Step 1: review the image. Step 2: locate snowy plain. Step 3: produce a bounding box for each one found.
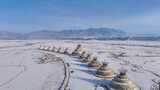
[0,40,160,90]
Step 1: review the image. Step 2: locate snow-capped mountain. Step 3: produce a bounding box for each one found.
[26,28,126,39]
[0,28,126,40]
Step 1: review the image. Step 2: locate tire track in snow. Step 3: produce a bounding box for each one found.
[39,51,70,90]
[0,65,27,87]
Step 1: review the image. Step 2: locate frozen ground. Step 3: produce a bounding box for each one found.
[0,41,65,90]
[0,40,160,90]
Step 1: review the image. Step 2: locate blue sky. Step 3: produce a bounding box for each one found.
[0,0,160,34]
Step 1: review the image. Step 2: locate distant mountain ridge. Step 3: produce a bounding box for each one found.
[0,28,126,40]
[0,31,24,40]
[1,28,159,41]
[26,28,126,39]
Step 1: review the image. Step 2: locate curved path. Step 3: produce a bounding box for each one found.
[0,43,65,90]
[44,51,105,90]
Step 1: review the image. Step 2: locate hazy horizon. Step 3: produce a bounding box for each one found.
[0,0,160,35]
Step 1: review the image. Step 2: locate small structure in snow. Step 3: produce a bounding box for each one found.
[88,57,102,68]
[39,45,44,50]
[51,46,56,52]
[79,51,86,59]
[57,47,62,53]
[82,53,92,63]
[48,46,55,51]
[106,69,140,90]
[63,48,69,54]
[72,44,82,55]
[44,46,49,51]
[96,62,115,79]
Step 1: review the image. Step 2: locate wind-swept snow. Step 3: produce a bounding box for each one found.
[0,40,160,90]
[0,41,65,90]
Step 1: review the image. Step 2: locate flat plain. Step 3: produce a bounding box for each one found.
[0,40,160,90]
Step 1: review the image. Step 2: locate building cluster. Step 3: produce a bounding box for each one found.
[39,44,141,90]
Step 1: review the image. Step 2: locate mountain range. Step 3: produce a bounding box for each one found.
[0,28,159,41]
[0,28,126,40]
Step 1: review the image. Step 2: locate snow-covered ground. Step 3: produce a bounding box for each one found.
[0,41,65,90]
[0,40,160,90]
